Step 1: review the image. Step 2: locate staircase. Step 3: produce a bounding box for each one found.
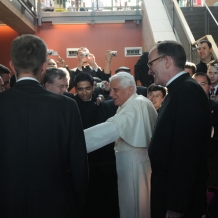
[181,6,218,45]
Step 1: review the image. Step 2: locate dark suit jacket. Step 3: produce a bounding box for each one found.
[74,93,99,130]
[0,80,88,218]
[96,99,118,123]
[148,73,211,217]
[208,99,218,172]
[196,59,213,74]
[215,88,218,96]
[207,100,218,217]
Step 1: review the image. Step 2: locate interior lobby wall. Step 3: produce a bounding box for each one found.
[36,21,142,75]
[0,22,142,76]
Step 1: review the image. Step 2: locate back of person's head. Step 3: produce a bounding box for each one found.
[43,67,69,85]
[110,71,136,93]
[185,62,197,75]
[207,59,218,68]
[0,64,11,76]
[115,66,131,74]
[147,83,167,97]
[192,72,211,85]
[74,72,94,87]
[197,40,212,49]
[11,34,47,77]
[156,40,186,70]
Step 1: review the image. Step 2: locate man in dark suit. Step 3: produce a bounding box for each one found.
[148,41,211,218]
[0,35,88,218]
[193,72,218,218]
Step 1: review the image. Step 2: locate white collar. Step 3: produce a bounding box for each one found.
[17,77,39,83]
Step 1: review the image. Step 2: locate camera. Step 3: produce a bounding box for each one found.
[96,82,105,89]
[47,49,58,56]
[110,51,117,57]
[83,52,89,58]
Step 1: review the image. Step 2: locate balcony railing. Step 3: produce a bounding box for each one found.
[39,0,141,12]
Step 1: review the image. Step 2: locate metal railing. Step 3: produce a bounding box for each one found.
[39,0,141,12]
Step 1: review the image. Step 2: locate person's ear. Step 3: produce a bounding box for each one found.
[9,61,15,73]
[44,82,50,90]
[129,86,134,94]
[41,62,47,73]
[165,56,171,69]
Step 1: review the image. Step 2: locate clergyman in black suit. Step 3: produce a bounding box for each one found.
[192,72,218,218]
[148,41,211,218]
[0,35,88,218]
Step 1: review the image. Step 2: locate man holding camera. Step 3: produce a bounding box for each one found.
[69,47,114,90]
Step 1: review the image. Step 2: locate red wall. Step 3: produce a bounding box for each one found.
[0,26,19,69]
[0,22,142,75]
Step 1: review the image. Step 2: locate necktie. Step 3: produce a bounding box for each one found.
[211,87,215,94]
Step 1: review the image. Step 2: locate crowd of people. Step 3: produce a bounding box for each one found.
[0,35,218,218]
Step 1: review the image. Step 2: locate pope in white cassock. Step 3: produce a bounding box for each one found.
[84,72,157,218]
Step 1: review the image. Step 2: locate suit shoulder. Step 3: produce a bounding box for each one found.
[43,91,78,106]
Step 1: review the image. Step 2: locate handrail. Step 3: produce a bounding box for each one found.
[18,0,37,19]
[203,0,218,27]
[172,0,195,44]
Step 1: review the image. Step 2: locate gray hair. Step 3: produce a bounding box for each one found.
[43,67,70,85]
[110,72,136,93]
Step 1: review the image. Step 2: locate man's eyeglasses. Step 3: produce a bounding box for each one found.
[50,83,69,90]
[147,55,165,68]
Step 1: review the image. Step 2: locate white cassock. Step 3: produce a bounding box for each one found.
[84,93,157,218]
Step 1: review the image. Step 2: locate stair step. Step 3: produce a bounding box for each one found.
[181,6,218,44]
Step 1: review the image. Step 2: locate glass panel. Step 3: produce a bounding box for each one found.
[39,0,141,12]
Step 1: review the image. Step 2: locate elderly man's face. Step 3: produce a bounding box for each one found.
[109,79,133,106]
[45,77,69,95]
[148,49,167,86]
